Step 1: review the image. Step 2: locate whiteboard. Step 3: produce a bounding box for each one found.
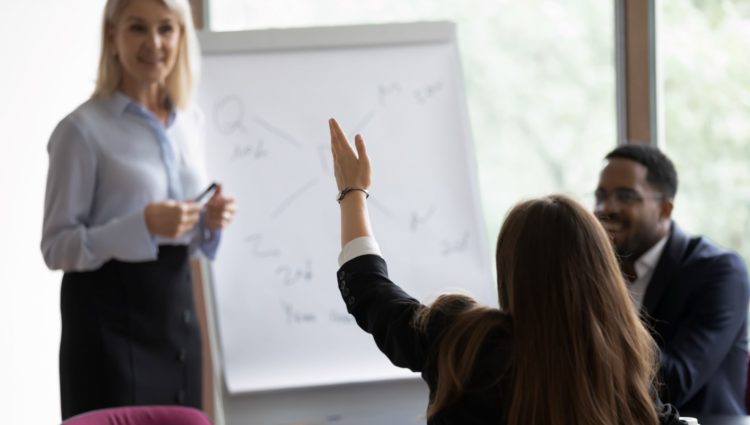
[198,22,495,394]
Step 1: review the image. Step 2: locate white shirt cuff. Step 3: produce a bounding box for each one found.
[338,236,382,267]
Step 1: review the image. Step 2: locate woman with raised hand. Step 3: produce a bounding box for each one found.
[41,0,235,419]
[328,117,682,425]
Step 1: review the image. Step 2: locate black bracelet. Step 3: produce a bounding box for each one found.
[337,187,370,204]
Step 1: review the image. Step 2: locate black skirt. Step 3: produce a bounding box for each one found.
[59,245,202,419]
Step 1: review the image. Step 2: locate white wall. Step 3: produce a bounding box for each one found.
[0,1,102,421]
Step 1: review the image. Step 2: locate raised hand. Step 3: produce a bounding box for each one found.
[329,118,374,246]
[329,118,371,192]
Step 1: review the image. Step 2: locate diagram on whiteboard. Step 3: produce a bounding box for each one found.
[198,40,494,393]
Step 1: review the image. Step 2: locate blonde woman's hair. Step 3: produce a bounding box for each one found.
[418,195,661,425]
[93,0,201,109]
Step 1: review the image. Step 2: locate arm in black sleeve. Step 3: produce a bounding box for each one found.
[337,254,433,372]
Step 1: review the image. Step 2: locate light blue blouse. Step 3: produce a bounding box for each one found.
[41,92,220,272]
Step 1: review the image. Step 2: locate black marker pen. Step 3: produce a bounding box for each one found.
[194,182,218,203]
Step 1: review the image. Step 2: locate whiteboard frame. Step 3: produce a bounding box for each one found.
[199,21,456,53]
[197,20,492,423]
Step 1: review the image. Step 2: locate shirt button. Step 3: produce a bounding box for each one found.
[183,310,192,325]
[178,348,187,363]
[347,296,356,306]
[341,287,350,296]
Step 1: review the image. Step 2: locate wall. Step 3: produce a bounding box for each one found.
[0,0,101,421]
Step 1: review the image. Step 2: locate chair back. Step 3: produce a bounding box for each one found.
[61,406,212,425]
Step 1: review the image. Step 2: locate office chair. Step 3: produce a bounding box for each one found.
[61,406,212,425]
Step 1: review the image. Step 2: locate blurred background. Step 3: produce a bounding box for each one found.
[0,0,747,422]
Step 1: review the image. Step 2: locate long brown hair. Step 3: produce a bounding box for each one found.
[421,195,660,425]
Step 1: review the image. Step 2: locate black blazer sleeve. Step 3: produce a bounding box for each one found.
[337,254,432,372]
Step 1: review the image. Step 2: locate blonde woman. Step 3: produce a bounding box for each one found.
[41,0,235,418]
[329,118,682,424]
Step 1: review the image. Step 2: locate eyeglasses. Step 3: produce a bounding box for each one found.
[594,188,664,206]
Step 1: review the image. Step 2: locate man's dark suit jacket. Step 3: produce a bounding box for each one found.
[642,222,750,415]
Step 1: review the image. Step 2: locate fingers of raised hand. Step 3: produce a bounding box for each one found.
[353,140,371,188]
[329,118,355,157]
[329,120,338,159]
[329,118,373,189]
[354,134,369,164]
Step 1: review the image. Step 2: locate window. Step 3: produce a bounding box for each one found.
[210,0,616,240]
[660,0,750,262]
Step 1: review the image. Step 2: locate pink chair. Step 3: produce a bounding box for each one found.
[61,406,212,425]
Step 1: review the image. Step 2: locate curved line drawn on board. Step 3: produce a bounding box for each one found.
[243,233,281,258]
[441,230,470,255]
[253,116,302,148]
[213,96,248,135]
[271,178,319,219]
[410,206,436,232]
